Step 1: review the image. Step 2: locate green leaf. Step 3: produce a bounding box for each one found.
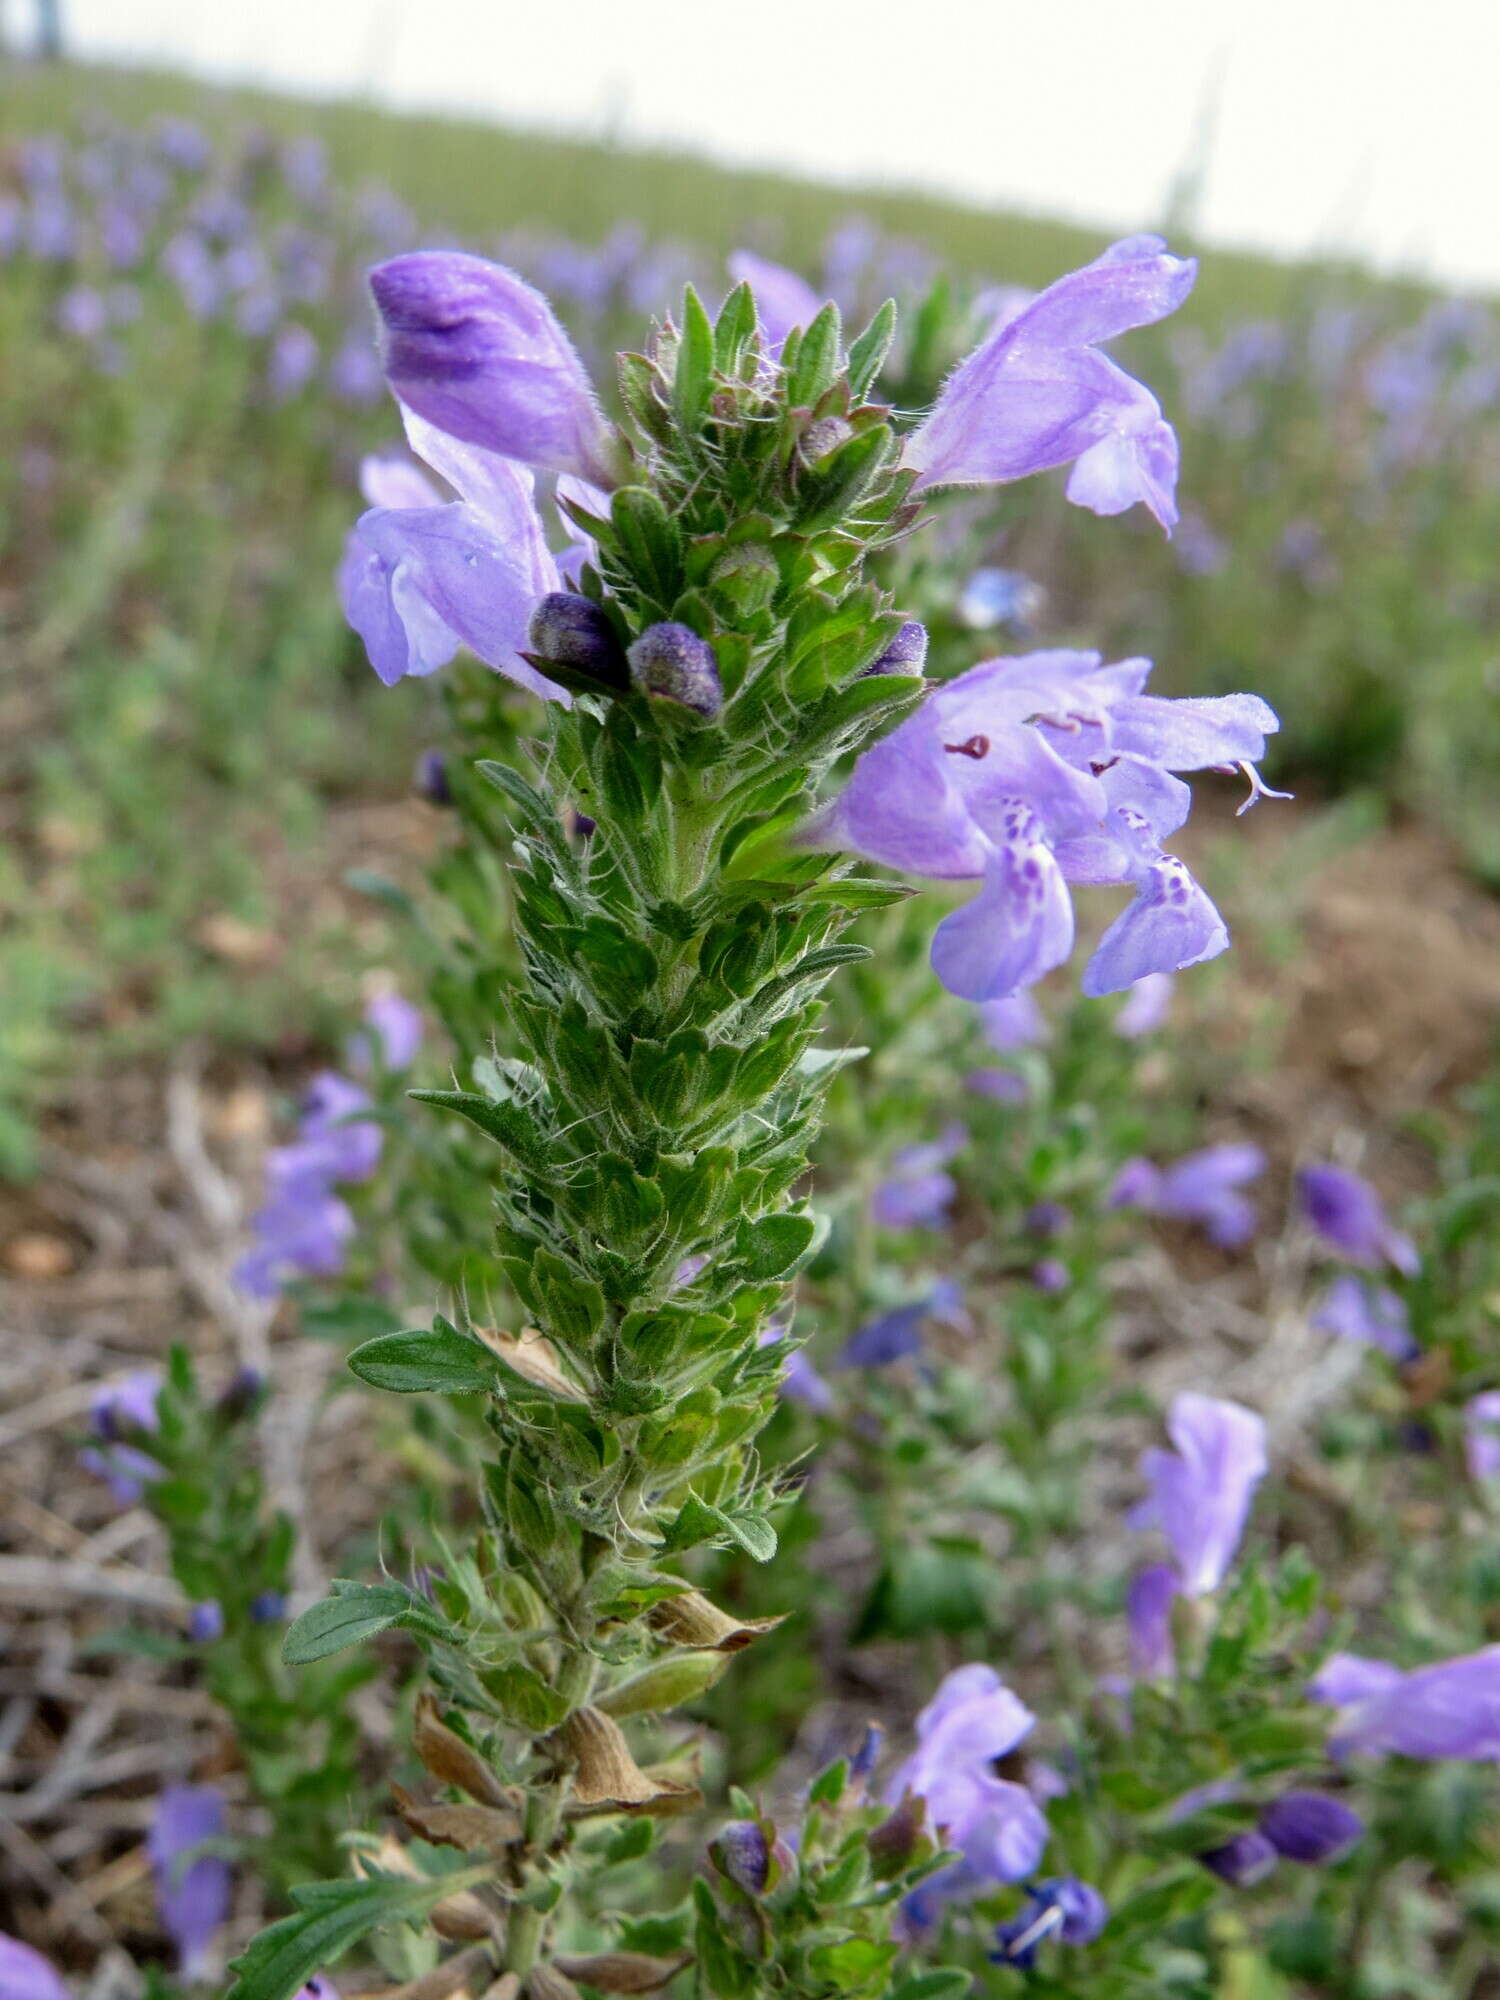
[225,1870,489,2000]
[408,1089,550,1172]
[610,486,685,606]
[714,280,757,374]
[888,1971,973,2000]
[793,424,891,531]
[733,1211,818,1281]
[807,1937,899,1990]
[673,285,716,435]
[785,301,842,409]
[281,1582,417,1665]
[847,299,897,401]
[480,1658,572,1732]
[661,1495,777,1563]
[799,877,914,912]
[808,1758,847,1806]
[347,1320,499,1396]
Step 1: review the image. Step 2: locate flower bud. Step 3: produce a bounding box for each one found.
[250,1590,287,1624]
[188,1600,224,1643]
[527,592,629,690]
[414,749,452,806]
[628,623,723,721]
[1199,1830,1279,1886]
[1259,1791,1364,1865]
[867,1793,930,1879]
[711,1819,772,1896]
[848,1721,883,1781]
[863,620,928,676]
[214,1366,264,1423]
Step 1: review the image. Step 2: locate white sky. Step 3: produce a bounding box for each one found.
[48,0,1500,290]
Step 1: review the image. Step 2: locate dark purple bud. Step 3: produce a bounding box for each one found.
[1199,1830,1279,1886]
[215,1367,264,1423]
[1025,1200,1071,1238]
[711,1819,771,1896]
[867,1792,930,1879]
[414,749,452,806]
[628,623,723,721]
[865,620,928,676]
[527,592,629,690]
[1259,1791,1364,1865]
[188,1601,225,1643]
[250,1591,287,1624]
[848,1721,884,1780]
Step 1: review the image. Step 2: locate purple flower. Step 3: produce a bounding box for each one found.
[1200,1831,1279,1886]
[350,992,424,1073]
[830,649,1279,1002]
[340,406,567,700]
[1133,1392,1267,1596]
[267,324,319,402]
[871,1121,966,1229]
[295,1976,339,1998]
[329,333,383,406]
[992,1878,1108,1968]
[1311,1275,1417,1362]
[250,1591,287,1623]
[1297,1165,1419,1276]
[1031,1257,1069,1293]
[1107,1143,1265,1248]
[1310,1646,1500,1761]
[727,250,824,352]
[0,1934,70,2000]
[1465,1392,1500,1482]
[979,992,1049,1050]
[80,1372,164,1503]
[1126,1563,1180,1680]
[369,252,617,487]
[189,1601,225,1643]
[1259,1792,1363,1864]
[758,1322,833,1413]
[838,1281,964,1368]
[299,1072,383,1183]
[886,1665,1049,1890]
[904,236,1197,530]
[966,1067,1030,1105]
[1115,970,1174,1037]
[149,1785,231,1978]
[959,567,1046,632]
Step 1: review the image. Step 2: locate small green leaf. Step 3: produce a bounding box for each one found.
[786,301,842,409]
[847,299,897,400]
[409,1089,551,1171]
[610,487,685,607]
[808,1758,847,1806]
[281,1583,415,1665]
[225,1870,489,2000]
[734,1211,818,1282]
[660,1494,778,1563]
[347,1320,499,1396]
[673,285,716,435]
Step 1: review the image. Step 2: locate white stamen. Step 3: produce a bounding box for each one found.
[1235,761,1294,817]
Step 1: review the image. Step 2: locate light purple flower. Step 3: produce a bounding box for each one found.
[1134,1392,1267,1595]
[831,649,1278,1001]
[295,1982,339,2000]
[757,1322,832,1413]
[189,1601,225,1643]
[1465,1392,1500,1482]
[267,324,319,402]
[979,992,1049,1050]
[886,1664,1049,1888]
[1126,1563,1179,1679]
[80,1372,164,1503]
[838,1280,965,1368]
[369,252,617,487]
[872,1120,966,1229]
[727,250,824,352]
[0,1933,70,2000]
[150,1785,231,1978]
[1107,1143,1264,1248]
[340,405,566,700]
[993,1877,1108,1967]
[1311,1274,1417,1362]
[1200,1831,1278,1886]
[1115,970,1174,1037]
[1297,1165,1419,1276]
[1309,1646,1500,1761]
[904,235,1197,530]
[350,992,424,1073]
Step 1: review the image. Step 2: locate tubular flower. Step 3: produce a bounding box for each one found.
[1107,1142,1265,1249]
[1310,1273,1418,1361]
[831,649,1279,1002]
[1309,1646,1500,1761]
[886,1665,1050,1894]
[871,1120,966,1229]
[903,235,1198,530]
[339,405,567,699]
[1297,1164,1419,1276]
[0,1935,70,2000]
[1133,1392,1267,1596]
[368,250,618,485]
[149,1785,232,1979]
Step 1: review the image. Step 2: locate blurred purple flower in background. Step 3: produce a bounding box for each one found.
[1259,1791,1363,1864]
[1107,1142,1265,1248]
[149,1785,231,1979]
[267,323,319,401]
[992,1877,1108,1969]
[904,235,1197,530]
[1311,1274,1417,1361]
[1464,1391,1500,1482]
[727,249,824,351]
[1310,1646,1500,1761]
[838,1280,966,1368]
[1115,970,1174,1036]
[872,1121,966,1228]
[350,991,425,1073]
[80,1372,163,1503]
[1298,1164,1419,1275]
[0,1934,70,2000]
[1126,1562,1180,1679]
[1133,1392,1267,1595]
